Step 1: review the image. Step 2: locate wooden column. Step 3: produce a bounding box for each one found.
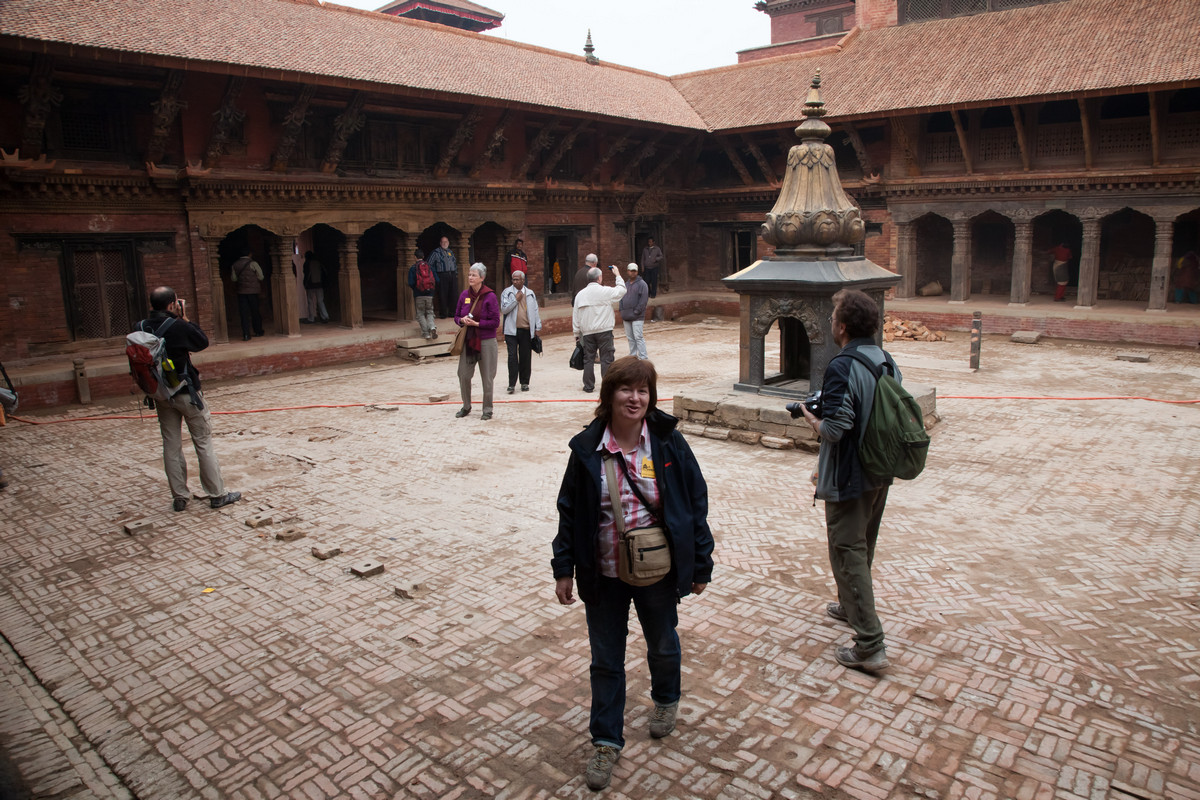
[397,242,415,322]
[271,238,300,337]
[1075,217,1101,308]
[1148,216,1174,311]
[895,222,917,298]
[950,219,971,302]
[338,234,363,329]
[1009,219,1033,305]
[205,240,229,343]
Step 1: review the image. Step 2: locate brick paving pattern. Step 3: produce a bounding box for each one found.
[0,318,1197,799]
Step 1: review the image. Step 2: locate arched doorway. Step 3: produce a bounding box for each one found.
[470,221,509,290]
[360,223,406,321]
[219,225,276,336]
[1032,210,1082,297]
[913,213,953,296]
[417,222,463,317]
[969,211,1014,296]
[1099,208,1154,302]
[1172,208,1200,305]
[297,224,345,324]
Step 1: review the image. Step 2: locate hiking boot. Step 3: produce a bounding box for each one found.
[521,384,529,392]
[481,412,493,421]
[826,602,848,622]
[210,491,242,510]
[507,385,515,394]
[585,744,620,791]
[649,702,678,739]
[173,497,188,512]
[455,408,471,418]
[835,645,889,672]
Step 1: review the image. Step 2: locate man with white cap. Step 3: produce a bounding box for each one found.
[572,263,626,393]
[618,262,648,359]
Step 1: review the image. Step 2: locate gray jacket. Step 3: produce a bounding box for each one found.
[619,276,649,321]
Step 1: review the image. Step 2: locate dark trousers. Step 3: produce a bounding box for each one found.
[580,330,615,392]
[237,293,263,338]
[644,267,660,299]
[825,485,890,656]
[436,274,458,318]
[585,576,681,749]
[506,328,532,388]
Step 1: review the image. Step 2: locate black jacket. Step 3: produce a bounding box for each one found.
[552,409,715,603]
[143,310,210,391]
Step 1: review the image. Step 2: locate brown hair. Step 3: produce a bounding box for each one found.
[832,288,880,340]
[595,356,658,423]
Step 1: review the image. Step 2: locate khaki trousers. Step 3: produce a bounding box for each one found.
[156,391,226,501]
[458,338,497,414]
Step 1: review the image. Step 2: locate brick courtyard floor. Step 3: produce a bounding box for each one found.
[1,317,1198,800]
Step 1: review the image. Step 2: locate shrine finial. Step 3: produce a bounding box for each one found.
[584,30,599,65]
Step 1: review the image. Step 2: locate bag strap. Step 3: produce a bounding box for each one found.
[836,347,892,380]
[605,450,661,521]
[603,454,627,537]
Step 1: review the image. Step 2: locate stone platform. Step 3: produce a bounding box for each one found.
[674,381,938,451]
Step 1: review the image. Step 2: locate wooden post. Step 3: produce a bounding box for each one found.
[969,311,982,371]
[1075,217,1101,308]
[950,219,971,302]
[338,234,364,329]
[1009,219,1033,305]
[1148,216,1174,311]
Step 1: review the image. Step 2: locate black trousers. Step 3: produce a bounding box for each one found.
[506,328,532,387]
[237,293,263,338]
[436,273,458,318]
[644,267,660,298]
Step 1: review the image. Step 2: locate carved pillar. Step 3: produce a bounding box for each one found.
[950,219,971,302]
[1009,219,1033,305]
[397,241,415,322]
[205,239,229,343]
[1148,216,1174,311]
[338,235,364,329]
[272,238,300,337]
[455,240,470,296]
[895,221,917,298]
[1075,217,1101,308]
[19,56,61,159]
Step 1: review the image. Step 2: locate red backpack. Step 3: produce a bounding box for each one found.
[415,260,435,292]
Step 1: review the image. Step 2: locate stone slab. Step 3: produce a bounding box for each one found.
[122,518,155,536]
[1011,330,1043,344]
[274,528,307,542]
[245,512,274,529]
[350,561,385,578]
[760,436,795,450]
[311,545,342,560]
[1116,351,1150,362]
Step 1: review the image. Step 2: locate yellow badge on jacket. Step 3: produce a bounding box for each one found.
[640,457,655,479]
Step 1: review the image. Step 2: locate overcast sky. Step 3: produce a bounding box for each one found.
[337,0,772,75]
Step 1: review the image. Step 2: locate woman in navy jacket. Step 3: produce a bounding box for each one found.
[552,356,714,791]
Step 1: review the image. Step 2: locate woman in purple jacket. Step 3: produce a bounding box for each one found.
[454,263,501,420]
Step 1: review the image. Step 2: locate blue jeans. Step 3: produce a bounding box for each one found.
[585,575,681,749]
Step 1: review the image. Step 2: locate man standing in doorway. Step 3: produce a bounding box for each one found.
[619,262,648,359]
[1049,242,1072,302]
[640,236,664,299]
[230,248,265,341]
[799,289,900,674]
[508,237,527,280]
[572,264,625,393]
[429,235,458,319]
[302,251,330,324]
[140,286,242,513]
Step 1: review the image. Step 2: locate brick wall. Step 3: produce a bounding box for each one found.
[855,0,898,30]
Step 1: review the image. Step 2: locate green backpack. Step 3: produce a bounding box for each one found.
[838,349,930,481]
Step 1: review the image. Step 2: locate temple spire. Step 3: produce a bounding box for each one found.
[584,30,599,65]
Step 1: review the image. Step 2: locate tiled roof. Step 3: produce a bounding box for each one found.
[378,0,503,18]
[673,0,1200,130]
[0,0,706,130]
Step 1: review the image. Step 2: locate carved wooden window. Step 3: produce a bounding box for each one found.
[925,132,963,164]
[343,119,400,169]
[63,243,140,340]
[46,88,134,161]
[1165,112,1200,152]
[977,129,1020,162]
[1034,123,1083,160]
[1097,119,1151,158]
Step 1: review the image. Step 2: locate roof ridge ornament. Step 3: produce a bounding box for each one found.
[584,30,599,65]
[760,70,864,258]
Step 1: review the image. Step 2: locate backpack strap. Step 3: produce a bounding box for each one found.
[835,347,893,380]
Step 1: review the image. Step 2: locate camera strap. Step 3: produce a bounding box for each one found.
[603,450,661,523]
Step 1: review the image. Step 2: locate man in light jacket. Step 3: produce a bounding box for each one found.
[618,263,648,359]
[500,270,542,393]
[572,264,625,393]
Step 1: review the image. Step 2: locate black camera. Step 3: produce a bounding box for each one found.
[786,390,822,419]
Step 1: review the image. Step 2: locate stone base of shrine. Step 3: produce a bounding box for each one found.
[672,382,938,452]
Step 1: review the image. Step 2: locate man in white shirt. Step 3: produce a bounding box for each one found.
[572,260,626,393]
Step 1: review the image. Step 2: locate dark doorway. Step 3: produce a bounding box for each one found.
[970,211,1014,296]
[634,223,665,289]
[219,226,276,333]
[470,221,508,291]
[1099,208,1154,302]
[544,232,575,297]
[1031,210,1082,295]
[305,224,345,323]
[913,213,953,295]
[360,223,405,321]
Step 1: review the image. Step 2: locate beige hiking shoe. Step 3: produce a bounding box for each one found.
[649,702,678,738]
[585,744,620,791]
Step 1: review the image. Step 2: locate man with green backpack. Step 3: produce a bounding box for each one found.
[799,289,929,674]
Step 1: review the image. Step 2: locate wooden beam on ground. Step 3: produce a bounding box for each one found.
[1009,105,1030,172]
[952,109,973,174]
[435,106,483,178]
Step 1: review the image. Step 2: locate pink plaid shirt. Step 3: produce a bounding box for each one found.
[597,422,661,578]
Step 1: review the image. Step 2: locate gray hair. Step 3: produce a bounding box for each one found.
[511,270,525,281]
[587,266,602,282]
[585,253,598,265]
[469,262,486,280]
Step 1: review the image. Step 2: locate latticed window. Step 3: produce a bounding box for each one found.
[1034,123,1083,160]
[901,0,1064,23]
[978,129,1020,162]
[1165,113,1200,152]
[925,132,964,164]
[71,249,135,339]
[1097,119,1151,158]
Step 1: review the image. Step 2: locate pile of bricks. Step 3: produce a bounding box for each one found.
[883,313,947,342]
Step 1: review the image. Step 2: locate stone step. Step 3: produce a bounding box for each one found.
[396,334,454,358]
